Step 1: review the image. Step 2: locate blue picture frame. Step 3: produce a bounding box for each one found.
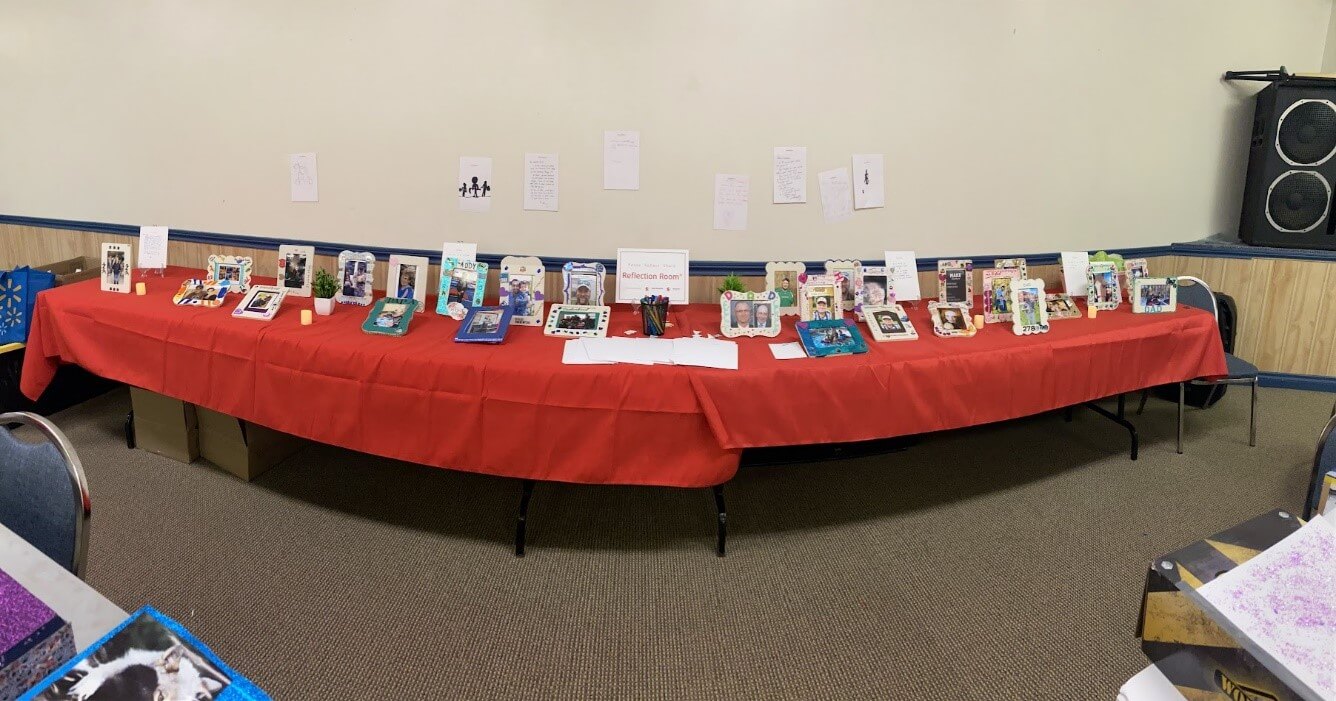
[456,305,514,343]
[795,319,868,357]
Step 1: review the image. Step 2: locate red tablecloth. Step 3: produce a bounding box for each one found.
[22,268,1227,487]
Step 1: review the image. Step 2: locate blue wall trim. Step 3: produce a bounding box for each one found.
[1259,372,1336,393]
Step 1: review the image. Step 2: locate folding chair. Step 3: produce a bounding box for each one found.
[0,411,91,578]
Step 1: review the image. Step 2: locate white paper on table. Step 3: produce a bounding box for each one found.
[712,174,749,231]
[1061,251,1091,297]
[772,146,807,204]
[523,152,558,211]
[769,342,806,360]
[562,339,613,365]
[458,157,494,212]
[137,226,169,269]
[884,250,921,302]
[1197,516,1336,699]
[603,130,640,190]
[579,338,671,366]
[670,338,738,370]
[441,242,478,265]
[289,153,318,202]
[851,154,885,210]
[818,167,854,223]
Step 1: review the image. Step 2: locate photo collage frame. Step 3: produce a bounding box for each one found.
[208,255,253,293]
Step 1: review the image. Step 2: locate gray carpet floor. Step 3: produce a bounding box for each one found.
[22,386,1332,700]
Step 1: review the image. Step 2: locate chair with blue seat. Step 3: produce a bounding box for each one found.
[1305,403,1336,519]
[0,411,90,578]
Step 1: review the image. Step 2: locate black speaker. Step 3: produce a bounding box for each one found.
[1239,79,1336,250]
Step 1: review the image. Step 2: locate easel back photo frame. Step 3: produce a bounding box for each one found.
[1132,277,1178,314]
[854,266,893,321]
[1087,261,1121,311]
[543,304,612,337]
[720,290,781,338]
[928,301,977,338]
[437,259,489,315]
[100,242,132,293]
[862,304,918,342]
[982,268,1021,324]
[277,245,314,297]
[824,260,861,312]
[765,261,806,317]
[1009,278,1051,336]
[336,251,375,306]
[562,262,606,306]
[499,256,545,326]
[798,273,842,322]
[208,255,253,293]
[937,259,974,309]
[388,254,430,311]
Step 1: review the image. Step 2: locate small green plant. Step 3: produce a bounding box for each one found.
[717,272,748,294]
[313,269,338,299]
[1091,251,1126,271]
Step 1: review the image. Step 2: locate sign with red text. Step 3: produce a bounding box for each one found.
[615,248,690,305]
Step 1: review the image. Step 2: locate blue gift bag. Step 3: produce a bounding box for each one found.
[0,266,57,345]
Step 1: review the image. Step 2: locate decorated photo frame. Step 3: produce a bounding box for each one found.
[1044,293,1082,320]
[437,259,489,316]
[387,254,429,311]
[928,301,977,338]
[1009,278,1050,336]
[862,304,918,342]
[456,305,514,343]
[796,319,869,357]
[1124,258,1150,301]
[100,242,132,293]
[993,257,1028,280]
[562,262,606,306]
[937,259,974,308]
[362,297,416,336]
[798,273,842,322]
[171,278,230,307]
[498,256,546,326]
[336,250,375,306]
[719,290,781,338]
[207,254,253,293]
[854,266,893,321]
[824,260,861,312]
[277,245,314,297]
[765,261,806,317]
[1132,277,1178,314]
[982,268,1021,324]
[543,304,611,337]
[230,285,287,321]
[1087,261,1121,311]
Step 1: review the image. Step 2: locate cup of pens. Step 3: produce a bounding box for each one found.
[639,295,669,336]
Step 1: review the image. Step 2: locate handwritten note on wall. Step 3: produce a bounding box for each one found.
[773,146,807,204]
[713,174,749,231]
[524,153,559,211]
[289,153,318,202]
[604,131,640,190]
[818,167,853,223]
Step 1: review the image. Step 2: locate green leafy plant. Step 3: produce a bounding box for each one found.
[312,269,338,299]
[1091,251,1126,271]
[717,272,748,294]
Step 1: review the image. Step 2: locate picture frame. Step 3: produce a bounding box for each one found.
[1009,278,1051,336]
[499,256,545,326]
[207,255,253,293]
[277,245,314,297]
[387,254,429,311]
[171,278,230,307]
[824,260,861,312]
[1044,293,1082,320]
[336,250,375,306]
[230,285,287,321]
[543,304,611,338]
[796,319,869,357]
[1124,258,1150,301]
[719,290,781,338]
[798,273,842,322]
[937,259,974,308]
[928,301,977,338]
[361,296,416,336]
[854,266,894,321]
[562,262,606,306]
[456,305,514,343]
[982,268,1021,324]
[100,242,132,293]
[862,304,918,342]
[1132,277,1178,314]
[437,259,489,316]
[765,261,806,317]
[1087,261,1122,310]
[993,257,1028,280]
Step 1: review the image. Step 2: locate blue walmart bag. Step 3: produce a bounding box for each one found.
[0,266,57,345]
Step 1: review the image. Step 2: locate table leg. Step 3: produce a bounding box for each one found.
[1081,401,1139,461]
[1117,393,1126,420]
[712,485,727,558]
[515,479,535,558]
[124,410,135,450]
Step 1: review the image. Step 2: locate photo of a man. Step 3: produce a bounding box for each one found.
[776,275,796,308]
[875,311,904,334]
[731,300,753,328]
[509,277,532,315]
[752,303,772,328]
[812,297,834,320]
[469,310,502,334]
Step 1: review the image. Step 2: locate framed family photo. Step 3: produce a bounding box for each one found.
[1009,278,1050,336]
[862,304,918,342]
[854,266,893,321]
[277,245,313,297]
[796,319,868,357]
[765,261,806,317]
[336,250,375,306]
[824,260,861,312]
[437,259,488,316]
[937,259,974,308]
[543,304,611,337]
[1044,293,1082,320]
[1087,261,1121,311]
[230,285,287,321]
[981,268,1021,324]
[993,257,1028,280]
[100,242,132,293]
[928,301,976,338]
[798,273,842,322]
[1124,257,1150,301]
[387,254,429,311]
[719,290,781,338]
[562,262,606,306]
[362,297,416,336]
[208,255,252,293]
[171,278,230,307]
[499,256,545,326]
[456,305,514,343]
[1132,277,1178,314]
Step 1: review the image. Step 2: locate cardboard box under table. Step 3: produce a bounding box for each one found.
[129,387,198,464]
[195,407,305,481]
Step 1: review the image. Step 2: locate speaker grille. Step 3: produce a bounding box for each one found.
[1276,99,1336,166]
[1266,170,1331,233]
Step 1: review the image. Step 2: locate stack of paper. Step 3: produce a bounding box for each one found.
[561,338,737,370]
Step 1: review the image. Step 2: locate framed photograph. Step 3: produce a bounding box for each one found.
[1044,293,1082,320]
[1124,257,1150,301]
[796,319,869,357]
[171,278,230,307]
[854,266,893,321]
[437,259,489,316]
[928,301,977,338]
[361,297,416,336]
[336,250,375,306]
[562,262,606,306]
[1087,261,1121,310]
[456,305,514,343]
[982,268,1021,324]
[765,261,806,317]
[207,255,253,293]
[719,290,781,338]
[100,242,132,293]
[1009,278,1051,336]
[798,273,842,322]
[277,245,314,297]
[862,304,918,342]
[230,285,287,321]
[387,254,429,311]
[499,256,545,326]
[937,259,974,308]
[993,257,1028,280]
[824,260,861,312]
[543,304,611,337]
[1132,277,1178,314]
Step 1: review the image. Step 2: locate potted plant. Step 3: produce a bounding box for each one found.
[312,269,338,315]
[717,272,748,294]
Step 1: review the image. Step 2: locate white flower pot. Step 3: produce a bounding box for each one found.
[314,297,334,316]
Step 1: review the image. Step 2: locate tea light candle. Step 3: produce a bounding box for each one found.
[973,314,985,329]
[300,309,313,325]
[135,282,146,296]
[1087,304,1098,319]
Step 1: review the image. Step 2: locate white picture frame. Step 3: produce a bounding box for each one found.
[765,261,806,317]
[207,255,253,293]
[499,255,546,326]
[562,262,606,306]
[993,258,1028,280]
[720,290,781,338]
[928,301,976,338]
[1124,258,1150,302]
[1009,278,1050,336]
[799,273,842,322]
[982,268,1021,324]
[230,285,288,321]
[99,242,132,293]
[543,304,611,337]
[277,245,314,297]
[387,254,429,311]
[1087,261,1121,311]
[937,259,974,308]
[336,250,375,306]
[824,259,861,312]
[862,303,918,342]
[854,266,893,321]
[1132,277,1178,314]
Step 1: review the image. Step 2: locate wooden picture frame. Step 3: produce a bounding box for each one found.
[937,259,974,308]
[765,261,806,317]
[437,259,488,316]
[719,290,781,338]
[387,254,429,311]
[928,301,977,338]
[499,256,546,326]
[100,242,132,293]
[277,245,314,297]
[798,273,842,322]
[854,266,893,321]
[362,297,417,336]
[456,305,514,343]
[824,260,861,312]
[336,250,375,306]
[543,304,611,337]
[562,262,606,306]
[1132,277,1178,314]
[982,268,1021,324]
[230,285,287,321]
[171,278,231,307]
[1044,293,1082,320]
[1009,278,1050,336]
[208,254,253,293]
[1087,261,1121,311]
[862,304,918,342]
[796,319,868,357]
[993,257,1028,280]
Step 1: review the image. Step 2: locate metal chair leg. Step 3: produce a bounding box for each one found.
[1249,378,1257,447]
[1177,382,1185,455]
[515,479,535,558]
[1136,389,1150,416]
[712,485,727,557]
